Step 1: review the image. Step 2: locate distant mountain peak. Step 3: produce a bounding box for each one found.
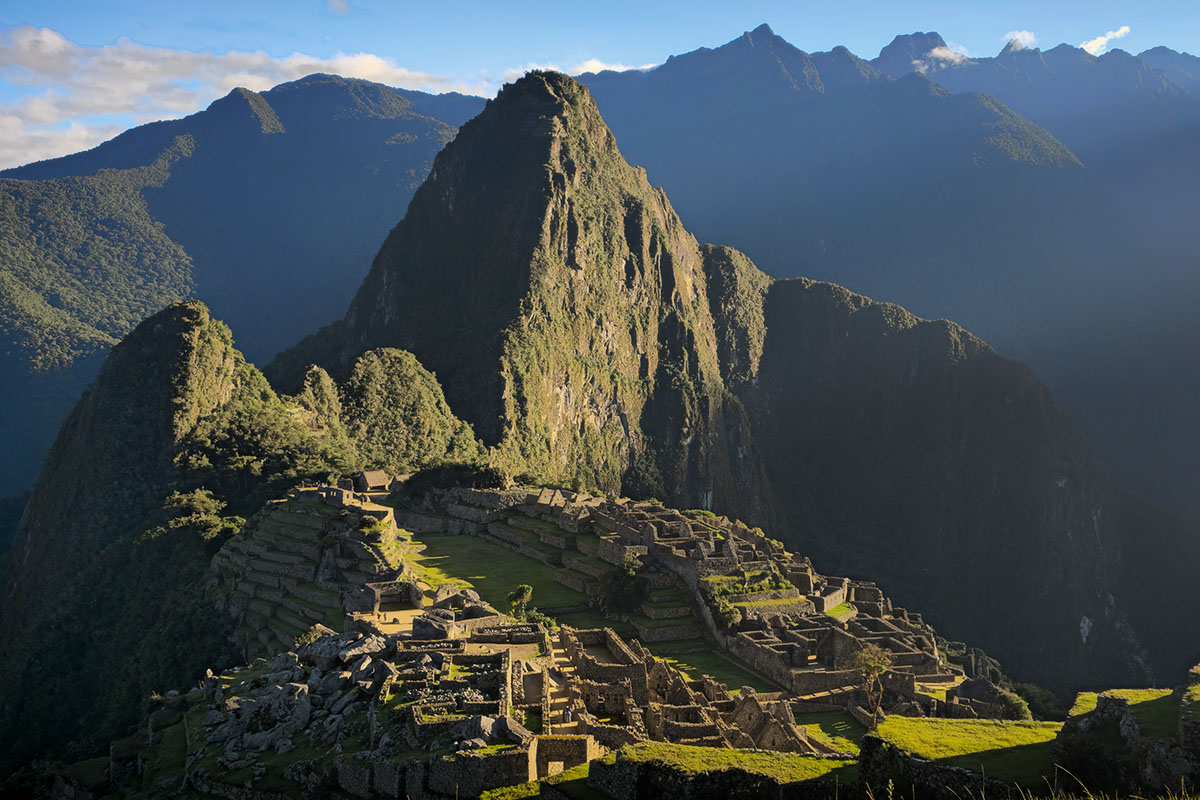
[1000,38,1029,55]
[748,22,776,39]
[874,31,951,77]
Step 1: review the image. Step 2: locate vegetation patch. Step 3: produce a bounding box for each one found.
[615,741,856,784]
[824,602,854,617]
[794,710,868,755]
[408,530,588,610]
[651,649,776,693]
[875,717,1062,786]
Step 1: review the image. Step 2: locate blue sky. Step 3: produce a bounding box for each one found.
[1,0,1197,168]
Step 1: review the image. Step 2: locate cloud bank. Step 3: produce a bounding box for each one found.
[0,25,473,170]
[1080,25,1131,55]
[503,58,657,83]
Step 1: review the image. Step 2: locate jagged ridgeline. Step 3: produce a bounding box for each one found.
[0,301,482,768]
[270,71,770,513]
[271,71,1199,693]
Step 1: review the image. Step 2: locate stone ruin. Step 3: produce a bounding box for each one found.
[208,485,416,658]
[405,485,1005,724]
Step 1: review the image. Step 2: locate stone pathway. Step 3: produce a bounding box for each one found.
[546,638,581,734]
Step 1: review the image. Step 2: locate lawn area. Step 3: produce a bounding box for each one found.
[875,717,1062,787]
[1104,689,1179,739]
[793,710,868,755]
[650,648,777,693]
[612,741,857,784]
[1068,691,1099,718]
[409,531,588,611]
[825,602,853,617]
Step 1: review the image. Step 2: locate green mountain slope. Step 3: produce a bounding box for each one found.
[0,75,485,500]
[0,302,481,769]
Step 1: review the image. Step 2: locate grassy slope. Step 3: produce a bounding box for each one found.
[875,717,1062,786]
[612,741,857,783]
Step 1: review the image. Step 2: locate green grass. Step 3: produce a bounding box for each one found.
[650,648,776,693]
[733,597,808,610]
[480,782,539,799]
[824,602,853,617]
[1104,689,1179,739]
[793,710,868,755]
[545,762,609,799]
[1068,692,1099,718]
[409,531,588,610]
[875,717,1062,786]
[614,741,856,784]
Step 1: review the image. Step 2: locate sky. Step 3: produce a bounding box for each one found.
[1,0,1198,169]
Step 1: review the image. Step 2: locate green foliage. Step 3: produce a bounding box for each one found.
[525,608,558,633]
[854,643,892,728]
[599,555,648,615]
[294,625,323,647]
[713,597,742,630]
[506,583,533,619]
[341,348,483,474]
[0,139,195,372]
[1006,680,1068,721]
[998,687,1034,721]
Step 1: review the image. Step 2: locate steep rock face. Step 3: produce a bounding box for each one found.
[272,72,768,517]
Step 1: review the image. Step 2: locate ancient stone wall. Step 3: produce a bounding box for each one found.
[425,748,535,797]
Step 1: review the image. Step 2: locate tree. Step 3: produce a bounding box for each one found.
[600,554,648,615]
[507,584,533,620]
[854,643,892,728]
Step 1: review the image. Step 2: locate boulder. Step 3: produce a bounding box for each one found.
[451,715,497,742]
[496,716,534,746]
[338,634,387,664]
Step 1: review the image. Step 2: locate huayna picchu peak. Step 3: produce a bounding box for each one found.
[4,16,1200,799]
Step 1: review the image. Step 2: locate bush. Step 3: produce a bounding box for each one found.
[999,688,1034,721]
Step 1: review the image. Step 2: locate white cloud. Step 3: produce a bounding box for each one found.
[502,58,657,83]
[911,45,972,74]
[1003,30,1038,50]
[946,42,971,57]
[326,0,351,15]
[1080,25,1131,56]
[0,25,477,170]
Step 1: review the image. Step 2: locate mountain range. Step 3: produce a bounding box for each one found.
[0,74,484,506]
[578,24,1200,516]
[3,27,1200,771]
